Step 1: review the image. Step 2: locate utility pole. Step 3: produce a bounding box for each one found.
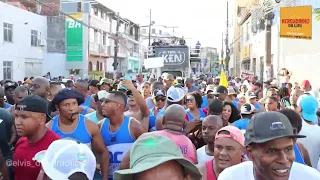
[112,12,120,79]
[225,0,230,73]
[264,12,274,81]
[148,9,152,47]
[221,32,224,59]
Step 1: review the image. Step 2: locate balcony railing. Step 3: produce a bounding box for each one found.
[129,52,139,57]
[89,42,99,52]
[89,42,110,55]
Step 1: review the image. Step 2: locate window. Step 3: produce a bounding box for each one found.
[96,61,99,71]
[141,28,146,34]
[31,30,38,46]
[100,62,103,71]
[159,30,162,35]
[3,22,13,42]
[246,22,250,41]
[94,8,98,16]
[134,44,139,53]
[151,28,156,34]
[88,62,93,71]
[129,27,133,36]
[102,32,107,45]
[3,61,13,80]
[243,61,250,71]
[101,11,104,19]
[94,29,98,43]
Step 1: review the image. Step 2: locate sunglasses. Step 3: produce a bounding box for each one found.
[155,97,166,102]
[186,98,195,103]
[102,98,121,104]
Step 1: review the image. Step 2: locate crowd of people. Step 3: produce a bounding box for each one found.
[0,71,320,180]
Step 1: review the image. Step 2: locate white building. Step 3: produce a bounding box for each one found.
[239,0,320,88]
[0,2,48,81]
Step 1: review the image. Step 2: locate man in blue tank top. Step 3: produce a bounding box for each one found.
[74,79,96,114]
[47,88,110,180]
[99,91,145,180]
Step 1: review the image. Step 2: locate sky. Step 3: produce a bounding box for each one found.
[104,0,229,49]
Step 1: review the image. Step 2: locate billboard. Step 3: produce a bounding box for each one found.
[66,14,83,61]
[155,46,189,68]
[280,6,312,40]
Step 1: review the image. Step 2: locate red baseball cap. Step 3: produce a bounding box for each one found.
[300,80,311,87]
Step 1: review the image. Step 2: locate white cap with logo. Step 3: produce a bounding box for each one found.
[33,139,96,180]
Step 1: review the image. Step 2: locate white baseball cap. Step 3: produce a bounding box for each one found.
[167,86,185,102]
[33,139,96,180]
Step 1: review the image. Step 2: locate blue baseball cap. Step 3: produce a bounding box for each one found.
[300,95,319,123]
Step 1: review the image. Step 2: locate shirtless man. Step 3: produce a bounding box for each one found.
[122,79,150,132]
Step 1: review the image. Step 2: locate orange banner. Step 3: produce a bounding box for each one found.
[280,6,312,40]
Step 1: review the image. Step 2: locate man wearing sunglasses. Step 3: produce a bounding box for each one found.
[99,90,145,179]
[148,89,166,131]
[85,90,108,124]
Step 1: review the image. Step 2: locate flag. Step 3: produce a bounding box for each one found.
[219,70,228,88]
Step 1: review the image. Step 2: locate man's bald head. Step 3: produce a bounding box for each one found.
[30,77,50,98]
[203,115,223,127]
[163,104,186,125]
[33,76,50,87]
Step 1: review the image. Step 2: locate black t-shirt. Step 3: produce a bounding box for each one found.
[0,108,12,157]
[46,100,53,123]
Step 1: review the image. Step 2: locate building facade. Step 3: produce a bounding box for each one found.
[200,47,219,75]
[106,18,140,75]
[236,0,320,83]
[0,2,48,80]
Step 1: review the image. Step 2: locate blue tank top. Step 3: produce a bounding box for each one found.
[294,144,305,165]
[186,109,206,121]
[5,103,12,109]
[51,114,92,147]
[254,102,262,111]
[188,86,196,93]
[81,96,92,115]
[100,116,135,180]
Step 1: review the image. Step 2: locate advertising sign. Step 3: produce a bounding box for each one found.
[66,14,83,61]
[280,6,312,40]
[155,46,189,68]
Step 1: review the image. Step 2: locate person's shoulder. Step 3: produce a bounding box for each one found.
[196,145,205,153]
[46,129,61,140]
[291,162,320,178]
[15,137,27,147]
[218,161,253,179]
[85,111,95,117]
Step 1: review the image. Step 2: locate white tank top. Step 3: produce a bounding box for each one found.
[196,145,214,164]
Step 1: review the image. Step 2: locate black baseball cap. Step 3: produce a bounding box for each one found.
[16,95,48,114]
[51,88,84,112]
[245,111,306,146]
[88,80,99,87]
[212,86,228,95]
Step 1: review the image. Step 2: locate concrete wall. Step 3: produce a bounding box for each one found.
[43,53,67,77]
[0,2,47,81]
[47,16,65,53]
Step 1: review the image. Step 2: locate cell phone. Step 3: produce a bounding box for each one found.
[120,76,131,90]
[123,76,131,80]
